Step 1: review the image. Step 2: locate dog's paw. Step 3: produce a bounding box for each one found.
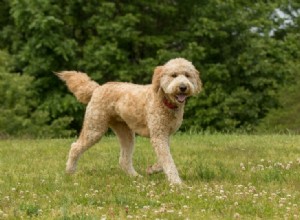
[168,176,182,185]
[66,165,76,174]
[134,173,143,178]
[66,169,76,174]
[146,164,163,175]
[146,166,154,175]
[170,179,182,185]
[129,171,142,178]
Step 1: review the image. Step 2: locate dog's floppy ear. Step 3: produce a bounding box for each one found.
[152,66,163,92]
[194,70,203,95]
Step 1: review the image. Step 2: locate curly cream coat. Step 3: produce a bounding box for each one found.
[57,58,202,184]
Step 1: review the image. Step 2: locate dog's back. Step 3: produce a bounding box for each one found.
[93,82,152,137]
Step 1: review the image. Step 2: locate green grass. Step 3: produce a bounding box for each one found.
[0,134,300,219]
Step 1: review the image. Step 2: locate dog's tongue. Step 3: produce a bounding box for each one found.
[176,94,187,103]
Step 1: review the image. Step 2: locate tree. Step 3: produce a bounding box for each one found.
[1,0,183,133]
[257,2,300,133]
[178,1,298,131]
[0,51,75,137]
[0,0,298,136]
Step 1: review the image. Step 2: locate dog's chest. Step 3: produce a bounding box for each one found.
[146,106,184,136]
[168,114,183,134]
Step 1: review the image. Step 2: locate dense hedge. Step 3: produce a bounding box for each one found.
[0,51,75,138]
[0,1,299,137]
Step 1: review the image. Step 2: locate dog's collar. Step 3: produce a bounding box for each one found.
[163,97,178,110]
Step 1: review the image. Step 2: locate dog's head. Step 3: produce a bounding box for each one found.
[152,58,202,105]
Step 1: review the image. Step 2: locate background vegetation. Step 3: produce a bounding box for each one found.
[0,0,299,137]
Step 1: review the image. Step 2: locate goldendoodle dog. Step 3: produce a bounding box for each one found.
[57,58,202,184]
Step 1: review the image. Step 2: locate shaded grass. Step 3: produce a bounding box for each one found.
[0,134,300,219]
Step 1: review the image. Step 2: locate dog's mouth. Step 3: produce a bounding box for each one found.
[175,93,188,103]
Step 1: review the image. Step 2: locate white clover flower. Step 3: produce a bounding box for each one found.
[233,212,241,219]
[279,198,287,203]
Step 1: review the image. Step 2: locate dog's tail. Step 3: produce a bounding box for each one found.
[56,71,99,104]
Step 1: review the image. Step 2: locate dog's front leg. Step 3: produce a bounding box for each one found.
[150,135,182,184]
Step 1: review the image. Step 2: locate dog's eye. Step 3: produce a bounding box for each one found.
[185,73,190,78]
[171,73,177,78]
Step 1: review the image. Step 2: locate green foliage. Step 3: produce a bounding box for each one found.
[181,1,300,132]
[257,67,300,134]
[257,4,300,134]
[20,204,40,217]
[0,0,299,135]
[0,51,75,138]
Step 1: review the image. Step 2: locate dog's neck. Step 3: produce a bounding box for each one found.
[163,97,178,110]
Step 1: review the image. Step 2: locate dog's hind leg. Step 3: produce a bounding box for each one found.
[146,162,163,175]
[111,122,140,177]
[66,104,108,174]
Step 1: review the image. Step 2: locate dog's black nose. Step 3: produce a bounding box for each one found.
[179,84,187,92]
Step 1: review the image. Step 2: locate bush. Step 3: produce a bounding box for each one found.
[0,51,75,138]
[257,72,300,134]
[0,1,299,134]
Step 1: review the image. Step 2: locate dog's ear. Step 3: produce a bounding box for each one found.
[194,70,203,95]
[152,66,163,92]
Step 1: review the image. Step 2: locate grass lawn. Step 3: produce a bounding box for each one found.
[0,134,300,219]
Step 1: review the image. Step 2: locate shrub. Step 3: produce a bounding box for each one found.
[0,51,75,138]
